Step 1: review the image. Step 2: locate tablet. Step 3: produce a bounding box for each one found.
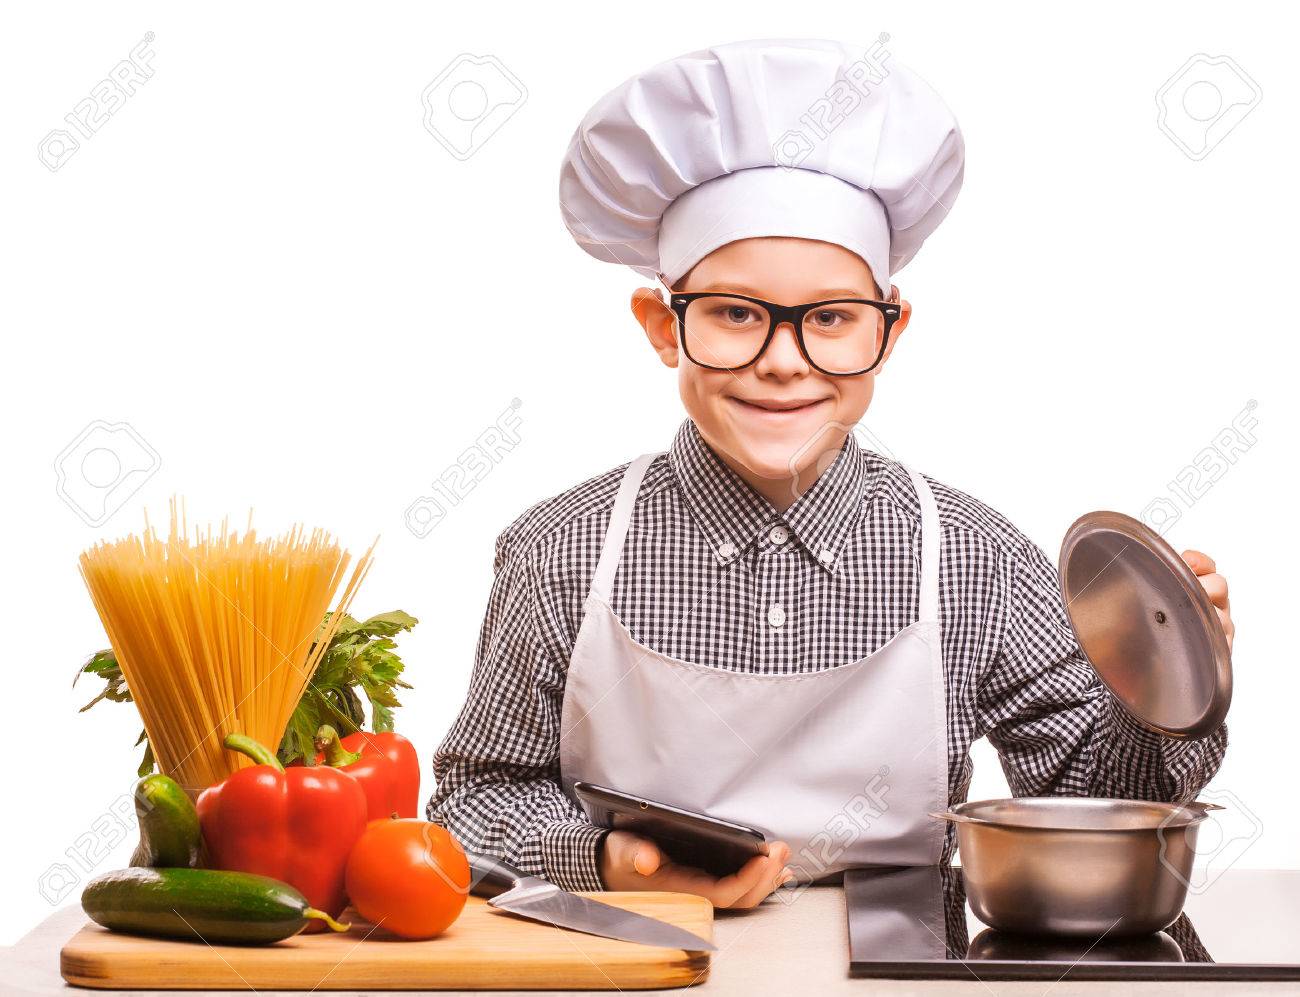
[573,781,770,877]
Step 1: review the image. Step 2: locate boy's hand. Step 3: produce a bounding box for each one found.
[1182,549,1234,650]
[599,830,792,908]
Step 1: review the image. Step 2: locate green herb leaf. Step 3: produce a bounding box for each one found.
[136,736,156,778]
[78,649,121,680]
[371,701,395,733]
[353,611,419,639]
[272,611,418,765]
[76,650,134,712]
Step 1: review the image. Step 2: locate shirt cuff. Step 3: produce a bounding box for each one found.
[541,819,608,892]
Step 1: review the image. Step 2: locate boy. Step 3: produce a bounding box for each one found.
[428,39,1233,909]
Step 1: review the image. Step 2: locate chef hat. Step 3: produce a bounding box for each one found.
[559,38,964,290]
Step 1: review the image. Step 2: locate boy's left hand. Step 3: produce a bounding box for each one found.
[1182,549,1233,650]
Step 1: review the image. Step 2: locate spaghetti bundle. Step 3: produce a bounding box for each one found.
[79,506,373,789]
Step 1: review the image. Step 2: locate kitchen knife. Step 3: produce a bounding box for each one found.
[466,850,716,951]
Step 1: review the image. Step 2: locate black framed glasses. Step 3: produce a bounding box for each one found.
[669,292,901,376]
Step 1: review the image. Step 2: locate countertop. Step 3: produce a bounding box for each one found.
[7,887,1300,996]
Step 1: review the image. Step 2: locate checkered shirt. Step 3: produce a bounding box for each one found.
[427,421,1227,891]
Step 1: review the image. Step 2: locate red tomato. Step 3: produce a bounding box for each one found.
[345,818,471,939]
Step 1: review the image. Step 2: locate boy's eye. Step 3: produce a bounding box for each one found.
[808,309,845,328]
[709,304,763,325]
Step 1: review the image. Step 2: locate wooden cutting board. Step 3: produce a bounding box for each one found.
[61,892,712,991]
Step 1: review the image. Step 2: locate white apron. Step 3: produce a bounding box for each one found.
[559,453,948,880]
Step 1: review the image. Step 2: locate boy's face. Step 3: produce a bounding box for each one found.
[632,237,910,506]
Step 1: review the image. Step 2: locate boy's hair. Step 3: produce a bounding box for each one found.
[668,250,884,300]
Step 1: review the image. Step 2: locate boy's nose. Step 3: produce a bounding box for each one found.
[755,322,810,378]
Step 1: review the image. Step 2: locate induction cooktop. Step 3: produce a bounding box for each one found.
[846,866,1300,981]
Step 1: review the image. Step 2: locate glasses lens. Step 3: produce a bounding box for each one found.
[801,302,885,374]
[682,296,771,369]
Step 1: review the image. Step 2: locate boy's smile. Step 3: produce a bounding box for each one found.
[633,237,911,511]
[726,393,833,418]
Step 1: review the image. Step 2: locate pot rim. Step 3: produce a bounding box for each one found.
[933,796,1222,833]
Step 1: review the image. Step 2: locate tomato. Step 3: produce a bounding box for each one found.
[344,818,471,940]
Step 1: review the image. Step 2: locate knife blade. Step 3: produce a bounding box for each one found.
[466,850,716,951]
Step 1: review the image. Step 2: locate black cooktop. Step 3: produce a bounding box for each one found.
[846,866,1300,981]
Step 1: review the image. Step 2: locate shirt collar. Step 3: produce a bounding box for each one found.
[668,421,869,572]
[669,422,773,565]
[782,433,869,572]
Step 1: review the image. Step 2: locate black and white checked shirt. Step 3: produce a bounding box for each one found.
[428,421,1227,891]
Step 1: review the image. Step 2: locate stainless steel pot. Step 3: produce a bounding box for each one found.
[933,797,1221,937]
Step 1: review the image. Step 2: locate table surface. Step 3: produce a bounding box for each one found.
[8,887,1300,997]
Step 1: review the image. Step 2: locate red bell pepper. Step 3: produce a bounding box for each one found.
[196,733,367,929]
[313,726,420,821]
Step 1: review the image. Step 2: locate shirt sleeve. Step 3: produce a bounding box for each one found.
[979,538,1227,802]
[426,523,607,892]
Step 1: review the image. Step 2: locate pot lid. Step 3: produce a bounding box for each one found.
[1059,511,1231,740]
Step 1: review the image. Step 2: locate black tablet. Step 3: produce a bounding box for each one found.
[573,781,770,877]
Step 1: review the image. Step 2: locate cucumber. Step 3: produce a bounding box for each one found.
[129,775,202,869]
[81,868,349,945]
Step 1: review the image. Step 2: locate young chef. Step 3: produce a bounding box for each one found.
[428,39,1234,909]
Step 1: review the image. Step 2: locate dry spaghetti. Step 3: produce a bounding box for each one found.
[79,505,373,789]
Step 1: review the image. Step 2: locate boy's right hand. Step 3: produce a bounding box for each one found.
[598,830,792,909]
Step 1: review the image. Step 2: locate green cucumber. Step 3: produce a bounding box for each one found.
[81,868,349,945]
[129,775,202,869]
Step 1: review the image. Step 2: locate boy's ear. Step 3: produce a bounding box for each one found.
[631,287,679,368]
[877,285,911,370]
[891,286,912,336]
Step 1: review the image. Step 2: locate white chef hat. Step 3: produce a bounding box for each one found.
[559,37,964,291]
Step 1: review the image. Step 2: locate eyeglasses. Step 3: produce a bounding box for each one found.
[668,292,902,376]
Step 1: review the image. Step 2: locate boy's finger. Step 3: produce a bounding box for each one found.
[730,850,792,908]
[1198,572,1229,607]
[631,839,663,876]
[1216,606,1234,646]
[709,852,776,908]
[715,844,790,909]
[658,861,734,901]
[1182,549,1216,575]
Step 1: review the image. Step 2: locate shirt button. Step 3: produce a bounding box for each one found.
[769,525,789,545]
[819,548,835,566]
[718,542,737,558]
[767,604,786,628]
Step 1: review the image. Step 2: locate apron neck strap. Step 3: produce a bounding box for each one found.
[904,466,941,624]
[590,453,659,603]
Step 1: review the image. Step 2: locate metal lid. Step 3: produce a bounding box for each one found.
[1059,511,1231,740]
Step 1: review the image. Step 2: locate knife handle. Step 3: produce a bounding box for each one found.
[466,850,527,899]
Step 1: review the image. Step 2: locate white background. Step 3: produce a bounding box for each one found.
[2,0,1295,946]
